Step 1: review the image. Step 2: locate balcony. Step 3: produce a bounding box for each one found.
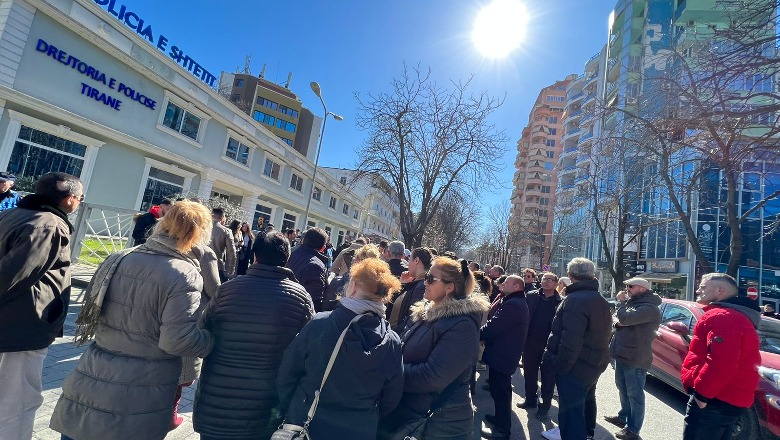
[576,154,591,166]
[567,92,585,103]
[579,132,594,143]
[567,109,583,120]
[562,127,581,141]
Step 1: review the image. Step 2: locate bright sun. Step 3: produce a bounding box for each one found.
[471,0,529,59]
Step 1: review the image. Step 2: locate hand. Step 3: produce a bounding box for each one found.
[616,291,628,301]
[694,397,707,409]
[399,271,414,284]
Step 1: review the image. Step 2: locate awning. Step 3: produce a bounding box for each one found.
[635,273,688,284]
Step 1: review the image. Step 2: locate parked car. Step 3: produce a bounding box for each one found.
[650,298,780,440]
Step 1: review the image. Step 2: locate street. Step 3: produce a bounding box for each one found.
[32,286,687,440]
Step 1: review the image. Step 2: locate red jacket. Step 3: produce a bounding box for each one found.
[680,297,761,408]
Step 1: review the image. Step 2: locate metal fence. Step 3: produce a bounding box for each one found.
[70,203,140,266]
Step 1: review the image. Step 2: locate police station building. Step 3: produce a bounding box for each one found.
[0,0,364,243]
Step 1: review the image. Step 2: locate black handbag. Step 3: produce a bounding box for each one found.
[387,375,462,440]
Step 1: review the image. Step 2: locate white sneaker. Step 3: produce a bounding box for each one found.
[541,426,561,440]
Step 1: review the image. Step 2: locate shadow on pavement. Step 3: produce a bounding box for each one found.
[646,375,688,415]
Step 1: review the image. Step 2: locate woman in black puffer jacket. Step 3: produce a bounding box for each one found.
[381,257,490,440]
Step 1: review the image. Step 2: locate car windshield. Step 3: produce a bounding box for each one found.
[759,317,780,355]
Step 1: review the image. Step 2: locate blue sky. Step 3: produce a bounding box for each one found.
[126,0,617,210]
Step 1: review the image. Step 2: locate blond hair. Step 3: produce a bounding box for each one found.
[353,244,382,264]
[156,200,212,252]
[350,258,401,302]
[433,257,475,300]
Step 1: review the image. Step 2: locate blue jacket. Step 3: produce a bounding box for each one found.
[481,290,530,375]
[278,305,403,440]
[0,190,19,211]
[287,244,328,304]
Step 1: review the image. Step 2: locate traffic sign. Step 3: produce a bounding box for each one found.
[747,286,758,300]
[542,265,550,271]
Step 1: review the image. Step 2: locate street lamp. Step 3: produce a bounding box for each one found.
[303,81,343,230]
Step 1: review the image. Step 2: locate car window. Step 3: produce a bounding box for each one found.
[661,304,695,333]
[759,317,780,355]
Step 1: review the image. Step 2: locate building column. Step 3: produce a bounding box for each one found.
[240,194,258,224]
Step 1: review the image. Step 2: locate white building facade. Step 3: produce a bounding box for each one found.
[0,0,363,243]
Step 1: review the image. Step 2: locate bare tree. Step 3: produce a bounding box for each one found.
[470,201,524,271]
[354,64,508,248]
[422,192,478,254]
[605,0,780,277]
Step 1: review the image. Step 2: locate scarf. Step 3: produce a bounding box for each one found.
[74,233,200,345]
[340,297,386,318]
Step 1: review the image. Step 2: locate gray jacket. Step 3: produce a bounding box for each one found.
[609,290,662,370]
[210,220,237,276]
[50,234,214,440]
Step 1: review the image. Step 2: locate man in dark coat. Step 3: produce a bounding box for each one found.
[543,258,612,440]
[604,277,662,440]
[519,272,563,419]
[131,198,172,245]
[287,227,329,312]
[480,275,530,439]
[0,172,82,439]
[384,240,408,278]
[193,231,314,440]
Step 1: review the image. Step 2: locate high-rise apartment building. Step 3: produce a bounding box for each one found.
[219,71,320,159]
[510,75,577,270]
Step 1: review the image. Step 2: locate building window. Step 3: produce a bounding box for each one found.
[290,173,304,192]
[342,203,350,215]
[549,128,557,135]
[548,116,558,124]
[546,151,555,158]
[162,102,201,140]
[253,110,276,126]
[546,139,556,147]
[312,186,322,201]
[541,185,551,193]
[545,96,565,102]
[139,167,185,211]
[282,213,296,231]
[225,137,251,165]
[234,78,244,87]
[329,196,337,209]
[253,204,273,230]
[263,158,280,180]
[353,209,359,220]
[256,97,279,111]
[275,119,297,133]
[278,104,300,118]
[324,226,332,238]
[307,220,316,229]
[340,176,347,185]
[281,137,294,146]
[8,125,87,180]
[540,197,550,205]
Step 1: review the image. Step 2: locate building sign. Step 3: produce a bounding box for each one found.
[650,260,678,273]
[92,0,217,87]
[36,39,156,112]
[697,223,715,261]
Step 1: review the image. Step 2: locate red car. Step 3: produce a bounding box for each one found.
[650,298,780,440]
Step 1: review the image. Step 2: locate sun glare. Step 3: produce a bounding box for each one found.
[471,0,529,59]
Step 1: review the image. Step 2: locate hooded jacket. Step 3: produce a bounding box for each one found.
[131,205,162,245]
[277,304,403,440]
[543,278,612,386]
[681,296,761,408]
[383,294,490,439]
[287,243,329,305]
[193,264,313,440]
[0,194,73,352]
[609,290,662,370]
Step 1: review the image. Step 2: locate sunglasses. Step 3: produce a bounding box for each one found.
[425,273,450,284]
[627,285,635,288]
[71,193,85,202]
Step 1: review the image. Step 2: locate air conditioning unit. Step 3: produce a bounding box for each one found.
[626,97,637,104]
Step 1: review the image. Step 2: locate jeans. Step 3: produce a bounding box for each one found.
[683,394,745,440]
[0,348,48,440]
[488,367,512,434]
[556,372,597,440]
[614,360,648,434]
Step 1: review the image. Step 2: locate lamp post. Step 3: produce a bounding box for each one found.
[303,81,343,230]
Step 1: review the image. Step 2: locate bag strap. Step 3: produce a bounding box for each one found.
[426,368,468,416]
[303,313,367,429]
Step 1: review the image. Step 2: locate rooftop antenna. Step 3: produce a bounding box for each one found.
[260,64,266,78]
[243,55,251,74]
[285,72,293,89]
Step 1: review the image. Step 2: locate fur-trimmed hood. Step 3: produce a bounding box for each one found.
[409,294,490,324]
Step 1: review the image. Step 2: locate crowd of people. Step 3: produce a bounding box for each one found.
[0,173,764,440]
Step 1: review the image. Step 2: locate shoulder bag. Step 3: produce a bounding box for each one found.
[271,313,366,440]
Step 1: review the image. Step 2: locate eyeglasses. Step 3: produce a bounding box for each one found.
[541,278,556,282]
[627,285,635,288]
[71,193,85,202]
[425,273,450,284]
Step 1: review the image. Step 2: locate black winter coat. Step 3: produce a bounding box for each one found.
[193,264,314,440]
[481,290,530,375]
[131,212,156,245]
[543,279,612,386]
[383,294,490,440]
[287,244,329,305]
[524,290,563,353]
[390,278,425,334]
[278,304,404,440]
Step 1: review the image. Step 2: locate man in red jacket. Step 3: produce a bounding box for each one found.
[680,272,761,440]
